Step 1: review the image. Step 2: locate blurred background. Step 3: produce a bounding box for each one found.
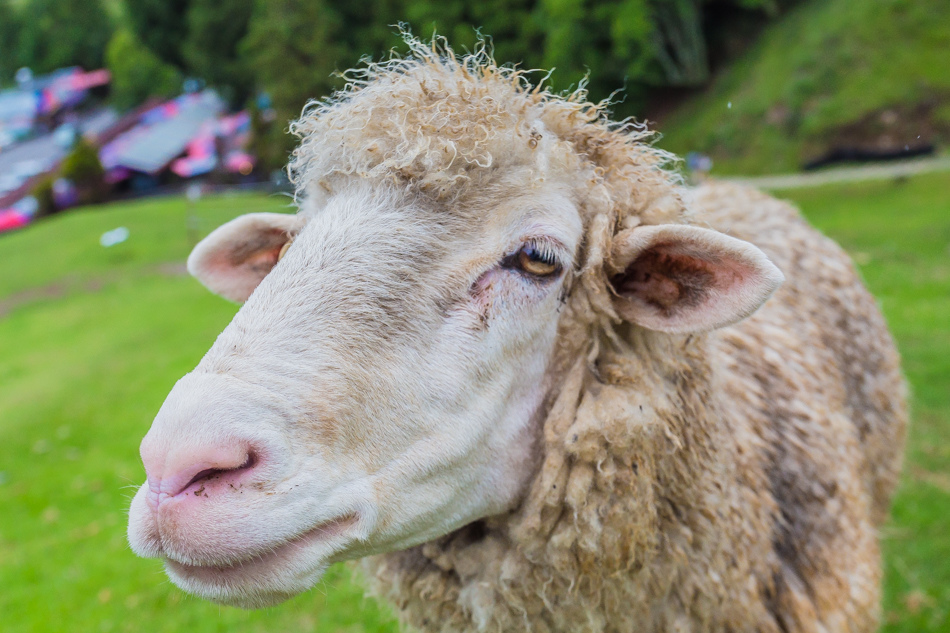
[0,0,947,631]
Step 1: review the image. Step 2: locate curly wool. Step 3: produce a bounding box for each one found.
[289,36,682,226]
[289,38,906,633]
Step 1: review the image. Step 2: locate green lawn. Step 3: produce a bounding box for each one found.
[1,176,947,631]
[773,173,950,631]
[0,193,398,633]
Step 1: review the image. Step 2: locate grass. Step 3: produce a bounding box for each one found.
[656,0,950,175]
[773,172,950,631]
[0,175,947,631]
[0,193,399,633]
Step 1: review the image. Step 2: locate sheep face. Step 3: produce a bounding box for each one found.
[127,47,784,610]
[127,171,589,607]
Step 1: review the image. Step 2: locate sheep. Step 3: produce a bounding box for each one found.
[126,37,907,633]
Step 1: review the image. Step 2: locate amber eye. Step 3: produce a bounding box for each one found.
[508,243,560,277]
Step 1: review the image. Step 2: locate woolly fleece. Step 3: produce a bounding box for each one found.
[287,38,907,633]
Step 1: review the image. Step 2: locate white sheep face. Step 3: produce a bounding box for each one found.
[127,177,587,607]
[127,151,782,609]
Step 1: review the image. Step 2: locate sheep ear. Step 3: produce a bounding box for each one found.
[187,212,302,303]
[608,224,784,333]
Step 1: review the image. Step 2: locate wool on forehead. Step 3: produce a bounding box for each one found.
[287,36,685,230]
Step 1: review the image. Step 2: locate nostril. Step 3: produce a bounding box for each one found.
[181,467,224,493]
[179,453,257,494]
[162,448,259,499]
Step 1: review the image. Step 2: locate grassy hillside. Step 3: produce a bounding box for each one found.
[656,0,950,174]
[1,177,948,631]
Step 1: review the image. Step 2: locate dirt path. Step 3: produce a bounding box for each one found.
[724,155,950,190]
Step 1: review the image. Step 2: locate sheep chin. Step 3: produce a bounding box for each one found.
[164,553,330,609]
[162,514,359,608]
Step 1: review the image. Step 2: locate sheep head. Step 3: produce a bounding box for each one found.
[127,38,782,608]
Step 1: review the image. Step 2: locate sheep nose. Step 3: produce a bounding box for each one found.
[142,441,258,508]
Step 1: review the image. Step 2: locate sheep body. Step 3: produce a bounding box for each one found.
[357,181,904,633]
[285,40,908,633]
[125,35,905,627]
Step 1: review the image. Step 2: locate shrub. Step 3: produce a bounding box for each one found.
[60,140,107,205]
[31,176,57,218]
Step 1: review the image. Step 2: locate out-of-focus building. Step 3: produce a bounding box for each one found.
[100,92,254,191]
[0,67,111,149]
[1,73,260,235]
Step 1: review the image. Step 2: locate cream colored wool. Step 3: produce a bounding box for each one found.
[284,39,907,633]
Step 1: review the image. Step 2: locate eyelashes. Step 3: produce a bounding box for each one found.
[501,239,563,278]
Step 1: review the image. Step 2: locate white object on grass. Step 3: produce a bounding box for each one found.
[100,226,130,247]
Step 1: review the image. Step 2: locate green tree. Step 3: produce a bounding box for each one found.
[15,0,114,73]
[650,0,709,85]
[0,1,21,83]
[240,0,425,170]
[125,0,191,69]
[531,0,656,100]
[181,0,255,104]
[106,29,182,110]
[401,0,545,78]
[240,0,355,170]
[242,0,383,121]
[126,0,254,105]
[238,0,800,170]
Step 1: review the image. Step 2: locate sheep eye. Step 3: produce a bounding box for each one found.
[503,242,561,278]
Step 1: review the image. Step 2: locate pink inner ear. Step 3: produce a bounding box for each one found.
[609,225,784,333]
[222,229,286,274]
[195,231,285,299]
[615,245,722,316]
[189,218,299,304]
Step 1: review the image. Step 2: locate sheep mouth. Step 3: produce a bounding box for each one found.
[163,513,359,605]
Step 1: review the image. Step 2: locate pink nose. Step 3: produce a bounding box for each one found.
[143,441,258,508]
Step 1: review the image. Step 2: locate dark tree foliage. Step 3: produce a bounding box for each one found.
[241,0,397,121]
[117,0,799,171]
[239,0,398,169]
[240,0,790,145]
[14,0,114,73]
[106,30,182,110]
[0,1,20,82]
[237,0,796,171]
[649,0,787,85]
[126,0,254,105]
[125,0,191,69]
[182,0,255,104]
